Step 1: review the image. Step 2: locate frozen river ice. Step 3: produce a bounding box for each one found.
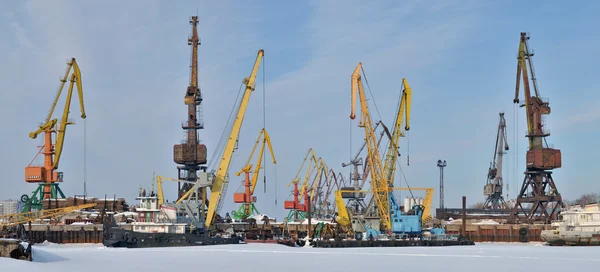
[2,242,600,272]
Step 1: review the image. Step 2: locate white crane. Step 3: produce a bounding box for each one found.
[483,113,509,209]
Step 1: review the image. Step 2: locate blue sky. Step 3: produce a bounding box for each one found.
[1,0,599,219]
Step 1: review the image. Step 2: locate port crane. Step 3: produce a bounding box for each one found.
[284,148,318,221]
[483,113,509,209]
[508,32,564,223]
[314,170,343,219]
[350,63,391,230]
[174,49,265,231]
[306,158,329,212]
[340,122,387,221]
[205,49,265,230]
[232,128,277,220]
[21,58,86,212]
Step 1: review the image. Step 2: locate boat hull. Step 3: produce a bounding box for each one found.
[103,221,242,248]
[541,230,600,246]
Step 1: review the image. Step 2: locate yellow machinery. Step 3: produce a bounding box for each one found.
[204,49,265,229]
[350,63,391,230]
[156,175,197,207]
[22,58,86,212]
[232,128,277,220]
[176,49,265,230]
[0,203,96,228]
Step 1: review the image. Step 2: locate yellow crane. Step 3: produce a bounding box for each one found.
[350,63,391,230]
[203,49,264,229]
[22,58,86,212]
[232,128,277,220]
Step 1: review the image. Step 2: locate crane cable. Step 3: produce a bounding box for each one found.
[84,118,87,197]
[513,104,519,199]
[208,83,244,170]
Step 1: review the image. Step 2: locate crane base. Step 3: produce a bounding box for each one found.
[20,183,66,212]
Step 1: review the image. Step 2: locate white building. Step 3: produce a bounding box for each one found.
[0,200,19,215]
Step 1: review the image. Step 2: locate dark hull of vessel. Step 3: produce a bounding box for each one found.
[102,221,243,248]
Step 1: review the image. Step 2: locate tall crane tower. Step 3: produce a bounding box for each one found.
[173,16,207,215]
[508,32,564,223]
[483,113,509,209]
[350,63,391,231]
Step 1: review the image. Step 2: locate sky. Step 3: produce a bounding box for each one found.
[1,0,599,219]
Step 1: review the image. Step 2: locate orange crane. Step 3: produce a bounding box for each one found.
[232,128,277,220]
[21,58,86,212]
[284,148,318,221]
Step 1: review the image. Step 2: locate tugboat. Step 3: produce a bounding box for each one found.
[102,187,242,248]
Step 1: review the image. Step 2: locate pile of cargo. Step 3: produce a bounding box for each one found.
[40,197,129,212]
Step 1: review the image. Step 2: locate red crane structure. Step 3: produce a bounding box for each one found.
[508,32,564,224]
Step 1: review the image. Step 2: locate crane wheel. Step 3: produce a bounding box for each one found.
[20,195,30,203]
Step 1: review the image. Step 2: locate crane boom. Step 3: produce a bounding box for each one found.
[54,61,85,169]
[235,128,276,195]
[350,63,390,230]
[383,78,412,186]
[204,49,264,229]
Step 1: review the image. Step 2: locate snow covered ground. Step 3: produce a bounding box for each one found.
[2,242,600,272]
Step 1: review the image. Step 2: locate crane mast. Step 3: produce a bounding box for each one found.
[508,32,564,223]
[350,63,391,231]
[173,16,207,221]
[483,113,509,209]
